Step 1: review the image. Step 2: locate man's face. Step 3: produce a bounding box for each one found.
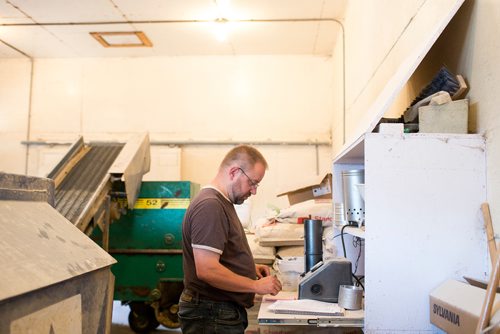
[229,162,265,205]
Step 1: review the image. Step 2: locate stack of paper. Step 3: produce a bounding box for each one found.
[268,299,345,316]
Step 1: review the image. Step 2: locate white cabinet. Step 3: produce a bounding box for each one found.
[333,132,488,332]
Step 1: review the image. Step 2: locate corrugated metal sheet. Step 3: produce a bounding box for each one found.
[54,143,123,224]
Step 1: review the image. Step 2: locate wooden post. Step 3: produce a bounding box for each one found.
[482,203,497,267]
[104,272,115,334]
[476,254,500,333]
[102,196,111,252]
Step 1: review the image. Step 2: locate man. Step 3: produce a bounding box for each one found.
[179,145,282,334]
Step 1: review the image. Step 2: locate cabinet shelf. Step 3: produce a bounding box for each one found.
[332,131,487,331]
[334,224,365,239]
[344,226,365,239]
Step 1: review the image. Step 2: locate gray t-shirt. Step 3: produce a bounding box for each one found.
[182,187,256,308]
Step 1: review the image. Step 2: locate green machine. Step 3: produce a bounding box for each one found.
[92,181,199,333]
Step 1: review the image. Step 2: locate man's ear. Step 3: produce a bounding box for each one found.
[228,166,240,180]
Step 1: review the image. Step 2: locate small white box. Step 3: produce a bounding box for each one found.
[378,123,404,134]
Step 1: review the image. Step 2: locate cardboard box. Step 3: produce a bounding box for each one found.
[429,279,500,333]
[277,174,332,205]
[419,99,468,134]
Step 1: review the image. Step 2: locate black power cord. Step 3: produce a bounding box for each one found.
[352,274,365,290]
[353,235,364,275]
[340,224,350,258]
[340,223,365,291]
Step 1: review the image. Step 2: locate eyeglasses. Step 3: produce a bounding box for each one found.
[238,167,260,189]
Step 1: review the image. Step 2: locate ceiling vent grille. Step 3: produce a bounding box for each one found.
[90,31,153,48]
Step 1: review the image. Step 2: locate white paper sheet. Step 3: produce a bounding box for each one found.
[268,299,345,316]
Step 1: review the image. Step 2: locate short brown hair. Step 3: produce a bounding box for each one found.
[220,145,268,170]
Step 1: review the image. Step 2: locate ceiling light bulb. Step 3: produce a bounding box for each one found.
[213,18,229,42]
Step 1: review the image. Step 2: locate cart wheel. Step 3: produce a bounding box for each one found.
[159,303,180,328]
[128,303,160,333]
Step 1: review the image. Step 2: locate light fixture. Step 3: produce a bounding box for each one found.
[212,0,231,42]
[213,18,229,42]
[90,31,153,48]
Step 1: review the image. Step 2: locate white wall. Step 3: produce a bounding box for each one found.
[424,0,500,239]
[331,0,427,153]
[28,56,333,143]
[329,22,345,156]
[0,59,31,175]
[0,55,334,222]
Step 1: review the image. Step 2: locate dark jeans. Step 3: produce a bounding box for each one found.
[178,289,248,334]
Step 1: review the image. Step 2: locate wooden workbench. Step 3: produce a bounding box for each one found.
[246,292,364,333]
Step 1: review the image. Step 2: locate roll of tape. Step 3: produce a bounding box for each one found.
[338,285,363,310]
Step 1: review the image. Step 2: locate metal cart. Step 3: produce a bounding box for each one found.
[92,181,199,332]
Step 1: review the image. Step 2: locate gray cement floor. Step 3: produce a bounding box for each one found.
[110,301,180,334]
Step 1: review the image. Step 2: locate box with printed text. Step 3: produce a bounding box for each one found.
[429,279,500,333]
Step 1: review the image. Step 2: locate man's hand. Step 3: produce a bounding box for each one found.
[255,264,270,279]
[254,275,282,296]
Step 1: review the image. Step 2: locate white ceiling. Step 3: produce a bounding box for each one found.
[0,0,347,58]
